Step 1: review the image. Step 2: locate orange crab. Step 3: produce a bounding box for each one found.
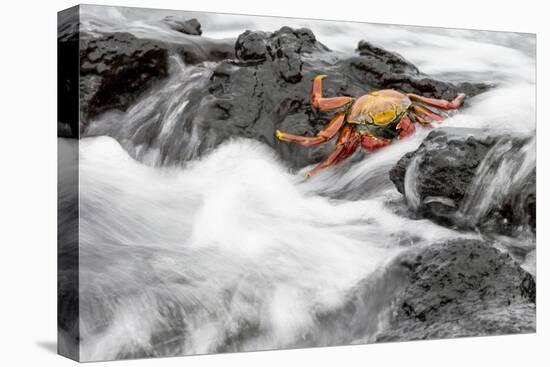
[276,75,465,176]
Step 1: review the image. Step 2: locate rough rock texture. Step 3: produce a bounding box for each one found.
[390,129,496,206]
[390,128,536,234]
[351,40,486,100]
[79,33,170,125]
[164,16,202,35]
[235,27,327,82]
[58,10,80,138]
[78,32,233,126]
[376,239,536,341]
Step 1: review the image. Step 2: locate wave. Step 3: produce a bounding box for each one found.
[75,136,469,360]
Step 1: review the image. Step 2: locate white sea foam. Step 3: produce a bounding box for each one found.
[77,136,469,360]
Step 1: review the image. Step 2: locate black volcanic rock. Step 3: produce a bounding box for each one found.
[79,33,170,127]
[78,32,233,127]
[235,31,269,62]
[377,239,536,341]
[58,9,80,138]
[389,129,536,234]
[235,27,328,82]
[348,40,488,101]
[356,40,420,75]
[164,16,202,35]
[390,129,495,201]
[235,27,325,63]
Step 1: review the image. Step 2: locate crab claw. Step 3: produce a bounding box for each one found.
[408,92,466,111]
[454,93,466,107]
[275,129,325,146]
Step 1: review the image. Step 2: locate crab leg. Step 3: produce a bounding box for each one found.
[305,145,345,177]
[411,112,434,128]
[305,125,358,177]
[412,105,444,122]
[360,132,392,152]
[275,112,346,146]
[334,129,361,164]
[396,114,416,139]
[311,75,353,111]
[407,93,466,110]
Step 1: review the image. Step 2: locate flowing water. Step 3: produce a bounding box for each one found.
[60,6,535,361]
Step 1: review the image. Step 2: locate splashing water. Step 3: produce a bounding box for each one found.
[75,136,469,360]
[85,57,217,165]
[460,137,536,225]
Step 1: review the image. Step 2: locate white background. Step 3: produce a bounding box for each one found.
[0,0,547,365]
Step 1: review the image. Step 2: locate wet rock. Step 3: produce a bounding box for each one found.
[356,40,420,75]
[347,40,488,101]
[376,239,536,341]
[79,33,170,127]
[164,16,202,36]
[235,27,328,82]
[235,27,325,62]
[78,32,233,127]
[390,128,535,234]
[58,9,80,138]
[390,129,495,202]
[235,31,269,62]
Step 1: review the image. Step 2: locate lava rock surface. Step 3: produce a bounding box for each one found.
[164,16,202,36]
[58,9,80,138]
[390,128,535,234]
[79,33,170,125]
[376,239,536,341]
[78,32,233,127]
